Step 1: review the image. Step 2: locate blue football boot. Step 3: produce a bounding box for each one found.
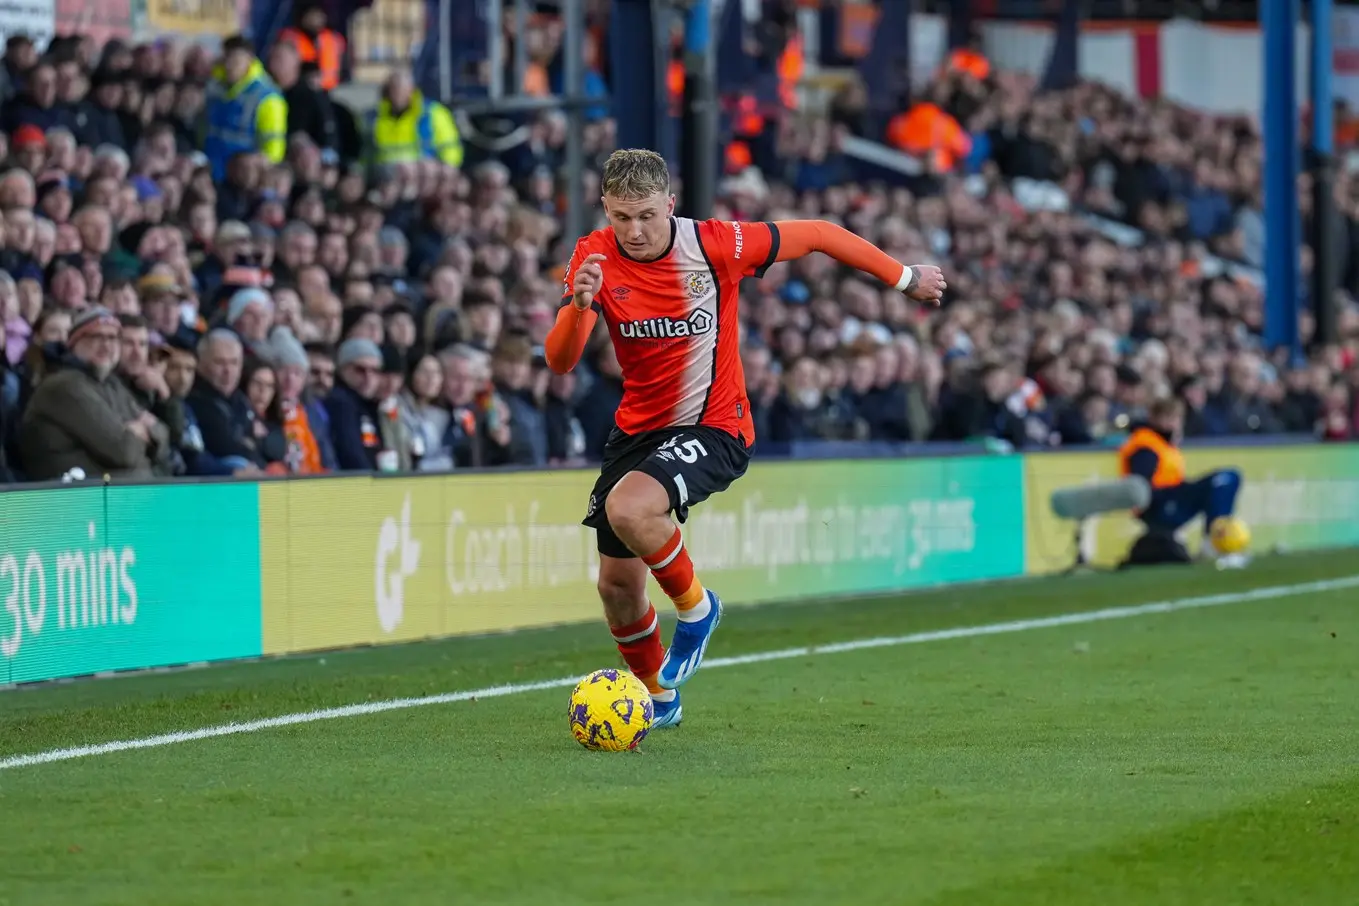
[657,590,723,690]
[650,690,683,729]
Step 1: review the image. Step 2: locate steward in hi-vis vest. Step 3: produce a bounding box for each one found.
[1119,396,1243,551]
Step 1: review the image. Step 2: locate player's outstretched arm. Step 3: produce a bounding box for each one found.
[545,252,606,374]
[772,220,946,304]
[545,305,598,374]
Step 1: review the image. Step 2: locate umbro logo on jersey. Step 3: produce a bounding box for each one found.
[618,309,714,339]
[612,287,632,298]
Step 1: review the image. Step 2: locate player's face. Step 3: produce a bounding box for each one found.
[602,191,675,261]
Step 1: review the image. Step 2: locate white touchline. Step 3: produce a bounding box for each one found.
[2,573,1356,772]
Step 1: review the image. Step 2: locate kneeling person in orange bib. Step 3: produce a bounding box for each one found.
[1118,397,1242,553]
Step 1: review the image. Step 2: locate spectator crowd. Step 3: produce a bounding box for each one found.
[0,12,1357,484]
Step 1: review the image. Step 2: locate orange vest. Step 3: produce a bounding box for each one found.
[733,94,764,136]
[725,140,752,172]
[1118,427,1186,491]
[667,59,684,115]
[885,103,971,173]
[280,28,345,91]
[947,48,990,81]
[776,33,803,109]
[1337,113,1359,149]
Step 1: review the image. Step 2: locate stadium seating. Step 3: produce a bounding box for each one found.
[0,8,1353,485]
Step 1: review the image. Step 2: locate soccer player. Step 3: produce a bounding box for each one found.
[545,149,946,729]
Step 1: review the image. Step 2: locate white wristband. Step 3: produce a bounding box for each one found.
[895,265,915,292]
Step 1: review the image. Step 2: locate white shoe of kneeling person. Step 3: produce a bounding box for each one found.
[1198,536,1250,571]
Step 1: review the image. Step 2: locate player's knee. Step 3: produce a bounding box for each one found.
[605,473,668,539]
[1215,469,1242,489]
[596,561,648,617]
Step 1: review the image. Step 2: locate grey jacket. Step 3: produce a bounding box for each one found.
[20,357,171,481]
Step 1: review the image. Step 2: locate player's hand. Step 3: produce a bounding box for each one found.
[904,265,947,305]
[572,253,606,310]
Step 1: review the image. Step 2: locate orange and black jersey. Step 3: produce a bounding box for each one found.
[546,217,913,447]
[557,217,779,443]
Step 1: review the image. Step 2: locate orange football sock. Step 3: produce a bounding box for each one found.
[610,604,675,701]
[642,528,711,623]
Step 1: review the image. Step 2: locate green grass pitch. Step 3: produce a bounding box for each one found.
[1,550,1357,905]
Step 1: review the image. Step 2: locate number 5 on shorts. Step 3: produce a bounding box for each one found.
[661,436,708,463]
[658,435,709,505]
[674,438,707,463]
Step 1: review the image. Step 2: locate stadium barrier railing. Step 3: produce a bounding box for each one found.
[2,439,1356,685]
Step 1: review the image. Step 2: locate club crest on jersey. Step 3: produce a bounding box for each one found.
[618,309,714,340]
[684,272,710,299]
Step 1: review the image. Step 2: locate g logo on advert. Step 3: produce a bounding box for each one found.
[376,494,421,633]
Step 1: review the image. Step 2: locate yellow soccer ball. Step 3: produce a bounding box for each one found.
[568,668,654,751]
[1210,516,1251,555]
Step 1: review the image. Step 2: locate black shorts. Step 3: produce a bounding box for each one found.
[583,425,752,559]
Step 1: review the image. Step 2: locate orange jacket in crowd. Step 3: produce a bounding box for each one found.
[668,58,684,115]
[1336,113,1359,149]
[886,102,972,173]
[776,32,803,109]
[670,32,802,114]
[279,27,346,90]
[946,48,990,81]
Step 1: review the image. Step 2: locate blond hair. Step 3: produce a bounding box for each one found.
[601,149,670,200]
